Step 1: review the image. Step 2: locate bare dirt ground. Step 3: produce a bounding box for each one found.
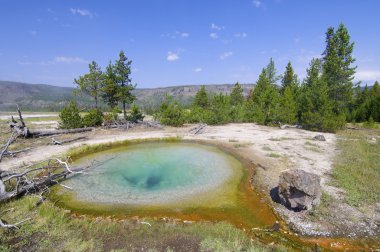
[0,119,379,238]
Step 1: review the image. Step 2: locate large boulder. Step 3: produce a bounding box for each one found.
[278,169,321,211]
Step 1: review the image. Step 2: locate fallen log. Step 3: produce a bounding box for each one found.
[279,123,302,130]
[29,127,93,137]
[189,124,207,135]
[51,136,87,145]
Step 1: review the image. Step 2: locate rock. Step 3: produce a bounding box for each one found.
[313,135,326,141]
[278,169,321,211]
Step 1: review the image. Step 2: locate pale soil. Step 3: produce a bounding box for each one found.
[0,121,378,237]
[0,112,58,120]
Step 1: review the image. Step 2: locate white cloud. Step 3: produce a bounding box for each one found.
[211,23,224,30]
[29,30,37,36]
[220,51,233,60]
[355,70,380,82]
[167,51,179,61]
[54,56,87,64]
[253,0,261,7]
[18,56,87,66]
[162,32,189,39]
[209,33,219,39]
[70,8,94,18]
[180,32,189,38]
[193,68,202,72]
[234,33,247,38]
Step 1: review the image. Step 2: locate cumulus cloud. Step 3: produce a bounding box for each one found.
[220,51,233,60]
[209,33,219,39]
[253,0,261,7]
[211,23,224,30]
[234,33,247,38]
[70,8,94,18]
[355,70,380,82]
[167,51,179,61]
[193,67,202,72]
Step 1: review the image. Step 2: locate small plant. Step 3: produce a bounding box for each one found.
[267,152,281,158]
[59,101,83,129]
[262,146,273,151]
[127,104,144,123]
[83,109,103,127]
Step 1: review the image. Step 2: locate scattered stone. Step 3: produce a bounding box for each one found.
[313,135,326,141]
[278,169,322,211]
[271,221,280,232]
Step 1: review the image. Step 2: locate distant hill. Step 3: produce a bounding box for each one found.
[0,81,254,111]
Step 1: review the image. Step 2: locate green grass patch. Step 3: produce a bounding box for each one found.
[262,146,273,151]
[332,130,380,206]
[267,152,281,158]
[269,137,296,141]
[0,196,286,251]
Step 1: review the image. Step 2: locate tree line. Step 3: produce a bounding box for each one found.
[155,23,380,132]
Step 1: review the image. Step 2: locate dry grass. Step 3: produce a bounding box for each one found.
[332,130,380,206]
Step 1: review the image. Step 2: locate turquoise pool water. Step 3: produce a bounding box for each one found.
[64,142,236,205]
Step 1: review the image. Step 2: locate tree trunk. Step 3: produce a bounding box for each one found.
[123,101,126,119]
[95,96,98,109]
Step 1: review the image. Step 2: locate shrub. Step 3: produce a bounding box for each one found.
[83,109,103,127]
[59,101,83,129]
[127,104,144,123]
[156,98,185,127]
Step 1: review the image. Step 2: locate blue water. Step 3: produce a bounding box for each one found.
[64,142,236,205]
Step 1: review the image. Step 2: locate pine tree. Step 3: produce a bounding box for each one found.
[278,86,297,124]
[266,58,281,85]
[102,62,119,108]
[230,82,245,106]
[193,85,209,108]
[322,23,356,116]
[281,62,298,93]
[114,50,136,119]
[248,69,281,124]
[74,61,104,108]
[300,59,344,132]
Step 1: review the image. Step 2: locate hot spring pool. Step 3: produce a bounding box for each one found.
[53,140,277,230]
[61,142,242,206]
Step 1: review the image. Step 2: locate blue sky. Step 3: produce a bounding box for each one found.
[0,0,379,88]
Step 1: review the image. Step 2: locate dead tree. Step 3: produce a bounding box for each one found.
[189,124,207,135]
[1,106,92,162]
[0,158,85,204]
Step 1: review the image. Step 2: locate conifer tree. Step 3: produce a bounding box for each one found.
[193,85,209,108]
[102,62,119,108]
[278,86,297,124]
[281,62,298,93]
[114,50,136,119]
[248,69,281,124]
[230,82,245,106]
[300,58,343,131]
[74,61,104,108]
[322,23,356,116]
[265,58,281,85]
